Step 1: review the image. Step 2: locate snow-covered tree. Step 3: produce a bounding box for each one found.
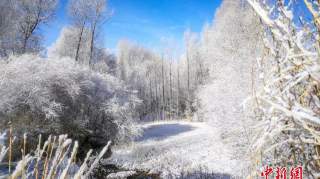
[86,0,112,65]
[48,25,116,74]
[0,0,58,56]
[68,0,91,62]
[49,0,111,66]
[180,30,209,119]
[0,0,19,57]
[116,36,210,121]
[47,26,91,63]
[116,40,161,120]
[197,0,264,175]
[17,0,58,53]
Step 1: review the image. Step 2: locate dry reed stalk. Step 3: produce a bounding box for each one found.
[21,133,27,179]
[43,136,56,179]
[33,134,42,179]
[85,141,112,177]
[41,135,52,179]
[59,141,78,179]
[8,121,12,176]
[1,132,112,179]
[73,149,93,179]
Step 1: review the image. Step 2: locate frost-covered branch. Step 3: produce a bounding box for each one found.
[248,0,320,177]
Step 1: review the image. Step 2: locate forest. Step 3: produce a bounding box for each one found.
[0,0,319,178]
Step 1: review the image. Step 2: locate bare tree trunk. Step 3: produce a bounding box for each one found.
[177,64,180,119]
[186,49,191,118]
[161,56,165,120]
[22,21,38,53]
[89,23,96,66]
[187,50,190,99]
[169,61,173,120]
[198,58,204,84]
[149,75,153,119]
[22,36,28,53]
[75,22,85,62]
[154,70,160,120]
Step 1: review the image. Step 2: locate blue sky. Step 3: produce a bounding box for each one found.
[42,0,222,52]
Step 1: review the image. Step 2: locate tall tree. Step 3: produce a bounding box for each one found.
[17,0,58,53]
[68,0,90,62]
[197,0,263,174]
[0,0,17,56]
[0,0,57,56]
[87,0,112,65]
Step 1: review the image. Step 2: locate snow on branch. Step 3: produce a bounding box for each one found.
[247,0,320,177]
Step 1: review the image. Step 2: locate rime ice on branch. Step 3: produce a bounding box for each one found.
[247,0,320,177]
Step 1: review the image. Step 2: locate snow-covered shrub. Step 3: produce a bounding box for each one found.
[247,0,320,177]
[0,54,141,157]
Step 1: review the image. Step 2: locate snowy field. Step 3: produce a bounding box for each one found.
[106,121,240,178]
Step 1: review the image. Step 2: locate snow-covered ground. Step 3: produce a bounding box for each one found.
[106,120,240,178]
